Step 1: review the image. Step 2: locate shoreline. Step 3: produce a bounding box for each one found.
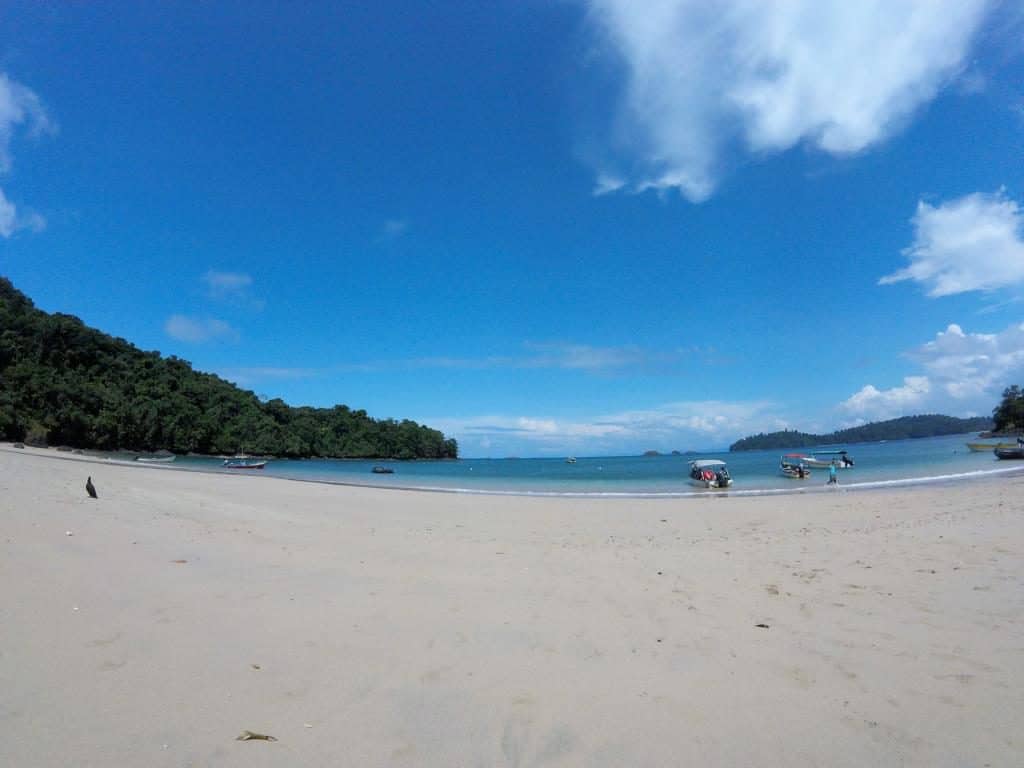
[5,442,1024,499]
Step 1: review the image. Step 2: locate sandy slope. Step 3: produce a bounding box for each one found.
[1,446,1022,767]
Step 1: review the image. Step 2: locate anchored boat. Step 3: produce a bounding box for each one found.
[779,454,811,479]
[688,459,733,489]
[802,450,855,469]
[966,441,1017,452]
[223,459,267,470]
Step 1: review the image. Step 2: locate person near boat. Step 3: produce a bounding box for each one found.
[827,460,838,485]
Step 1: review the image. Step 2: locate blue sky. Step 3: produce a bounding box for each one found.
[2,1,1024,457]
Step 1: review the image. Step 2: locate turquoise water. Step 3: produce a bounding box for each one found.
[137,433,1024,496]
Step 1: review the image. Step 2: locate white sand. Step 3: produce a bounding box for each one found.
[1,445,1022,767]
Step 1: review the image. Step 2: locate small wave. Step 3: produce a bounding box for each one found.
[269,464,1024,498]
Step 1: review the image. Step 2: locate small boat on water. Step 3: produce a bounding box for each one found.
[802,450,855,469]
[966,441,1017,452]
[565,457,577,464]
[779,454,811,479]
[994,446,1024,460]
[223,459,267,470]
[371,466,394,474]
[135,454,175,463]
[688,459,733,489]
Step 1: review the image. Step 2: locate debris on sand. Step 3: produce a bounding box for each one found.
[236,730,277,742]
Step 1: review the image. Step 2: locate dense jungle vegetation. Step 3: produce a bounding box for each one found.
[0,277,457,459]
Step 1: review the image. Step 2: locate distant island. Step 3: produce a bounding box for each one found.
[0,277,457,459]
[730,414,992,452]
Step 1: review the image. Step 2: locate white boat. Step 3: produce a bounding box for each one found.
[135,454,175,463]
[688,459,732,489]
[802,450,854,469]
[223,459,267,470]
[779,454,811,479]
[565,457,577,464]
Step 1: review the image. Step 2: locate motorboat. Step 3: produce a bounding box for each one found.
[565,457,577,464]
[371,466,394,474]
[779,454,811,479]
[688,459,732,489]
[802,450,854,469]
[994,446,1024,460]
[966,441,1017,452]
[223,459,267,470]
[135,454,175,463]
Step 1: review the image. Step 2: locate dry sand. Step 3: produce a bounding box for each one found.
[1,445,1022,767]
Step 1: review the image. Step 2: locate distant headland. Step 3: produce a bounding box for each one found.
[730,415,993,452]
[0,277,458,460]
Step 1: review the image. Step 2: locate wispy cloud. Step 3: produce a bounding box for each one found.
[201,270,265,310]
[219,366,317,386]
[582,0,994,200]
[429,399,786,455]
[334,342,709,375]
[380,219,409,241]
[880,190,1024,296]
[0,188,46,237]
[164,314,239,344]
[0,73,55,237]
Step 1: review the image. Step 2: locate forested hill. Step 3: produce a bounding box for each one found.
[0,277,457,459]
[729,415,992,452]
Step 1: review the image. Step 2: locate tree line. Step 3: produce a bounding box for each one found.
[0,277,457,459]
[729,414,993,452]
[991,385,1024,433]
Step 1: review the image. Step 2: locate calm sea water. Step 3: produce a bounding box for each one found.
[127,433,1024,496]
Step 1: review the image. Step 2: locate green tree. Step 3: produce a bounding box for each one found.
[992,385,1024,432]
[0,276,458,459]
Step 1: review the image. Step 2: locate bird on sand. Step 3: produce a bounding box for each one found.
[85,476,97,499]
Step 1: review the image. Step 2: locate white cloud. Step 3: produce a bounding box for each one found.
[839,376,931,420]
[583,0,993,200]
[909,322,1024,399]
[429,399,786,456]
[0,186,45,237]
[164,314,239,344]
[0,73,54,238]
[0,187,13,238]
[200,270,264,310]
[880,190,1024,296]
[839,321,1024,419]
[0,73,55,172]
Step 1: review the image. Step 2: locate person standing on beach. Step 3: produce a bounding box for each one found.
[828,460,838,485]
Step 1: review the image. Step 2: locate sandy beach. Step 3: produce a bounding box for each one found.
[1,445,1022,767]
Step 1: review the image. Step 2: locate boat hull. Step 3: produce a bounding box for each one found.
[966,442,1016,452]
[223,461,266,470]
[688,478,732,489]
[780,467,811,479]
[994,447,1024,460]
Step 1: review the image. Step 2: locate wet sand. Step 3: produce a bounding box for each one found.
[1,445,1022,766]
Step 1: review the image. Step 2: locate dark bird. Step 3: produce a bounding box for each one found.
[85,476,97,499]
